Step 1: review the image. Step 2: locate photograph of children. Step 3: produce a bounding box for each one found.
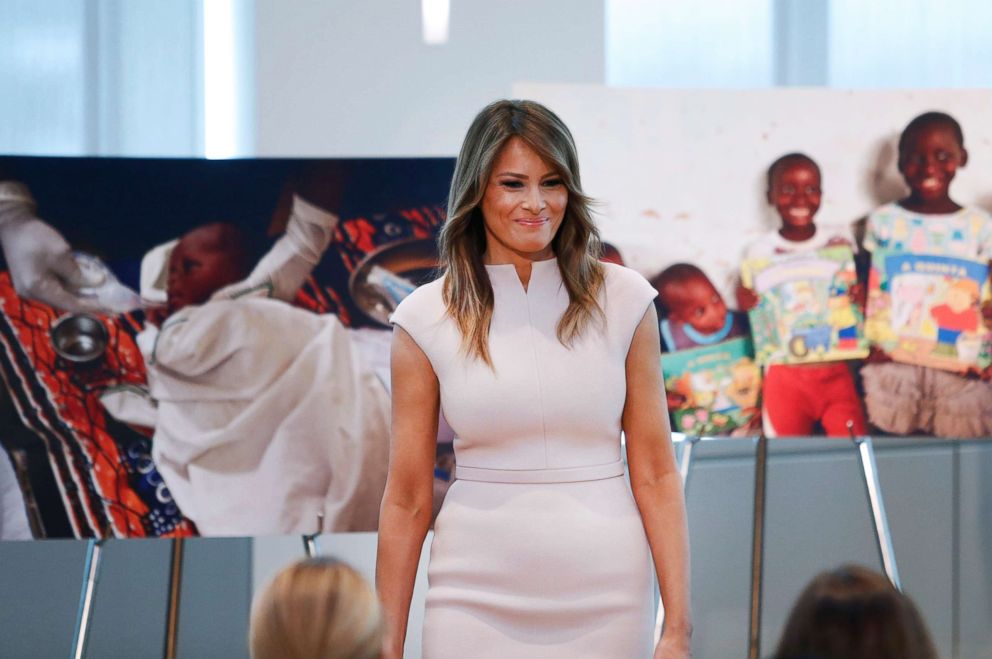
[513,85,992,439]
[0,156,454,538]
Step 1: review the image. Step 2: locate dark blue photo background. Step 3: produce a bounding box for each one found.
[0,156,454,292]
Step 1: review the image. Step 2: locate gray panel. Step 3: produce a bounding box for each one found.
[957,442,992,659]
[0,537,251,659]
[682,438,959,659]
[683,453,754,659]
[85,539,171,659]
[876,446,955,657]
[0,539,87,658]
[761,449,882,651]
[176,538,252,659]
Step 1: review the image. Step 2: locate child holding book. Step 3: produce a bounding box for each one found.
[738,153,867,437]
[651,263,758,432]
[861,112,992,437]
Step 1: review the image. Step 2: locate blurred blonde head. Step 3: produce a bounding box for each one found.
[250,557,383,659]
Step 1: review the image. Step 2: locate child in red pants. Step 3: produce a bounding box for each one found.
[738,153,867,437]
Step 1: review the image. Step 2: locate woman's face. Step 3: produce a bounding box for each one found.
[479,136,568,264]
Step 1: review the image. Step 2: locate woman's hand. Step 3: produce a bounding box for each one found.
[654,630,692,658]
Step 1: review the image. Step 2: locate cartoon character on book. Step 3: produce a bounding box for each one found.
[861,111,992,438]
[929,278,981,358]
[828,270,860,351]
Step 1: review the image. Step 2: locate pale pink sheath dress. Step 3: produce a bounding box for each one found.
[390,258,658,659]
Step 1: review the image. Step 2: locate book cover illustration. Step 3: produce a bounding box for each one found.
[661,337,761,437]
[741,246,868,366]
[865,250,991,371]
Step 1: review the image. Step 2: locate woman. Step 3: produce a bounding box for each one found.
[250,557,383,659]
[773,564,938,659]
[376,100,691,658]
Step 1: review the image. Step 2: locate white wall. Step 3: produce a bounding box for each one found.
[251,0,605,157]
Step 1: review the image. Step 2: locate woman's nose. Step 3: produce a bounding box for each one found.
[522,185,546,212]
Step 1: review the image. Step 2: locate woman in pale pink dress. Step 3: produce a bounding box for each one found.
[376,100,691,659]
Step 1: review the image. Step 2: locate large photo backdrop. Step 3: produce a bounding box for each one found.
[512,86,992,439]
[0,157,453,539]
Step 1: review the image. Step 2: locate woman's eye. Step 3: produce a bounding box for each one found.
[499,180,524,189]
[782,185,795,194]
[542,178,563,188]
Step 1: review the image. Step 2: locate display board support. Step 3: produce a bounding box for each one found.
[678,435,700,494]
[302,512,324,559]
[747,434,768,659]
[847,421,901,590]
[70,537,105,659]
[163,538,185,659]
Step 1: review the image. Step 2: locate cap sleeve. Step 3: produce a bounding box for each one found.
[388,278,446,362]
[603,263,659,353]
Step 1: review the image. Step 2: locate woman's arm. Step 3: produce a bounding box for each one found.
[623,304,692,657]
[375,327,440,659]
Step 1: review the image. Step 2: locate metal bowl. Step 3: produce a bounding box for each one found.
[349,238,439,327]
[50,314,109,365]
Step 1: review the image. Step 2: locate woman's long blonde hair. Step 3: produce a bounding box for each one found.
[249,558,383,659]
[439,99,605,365]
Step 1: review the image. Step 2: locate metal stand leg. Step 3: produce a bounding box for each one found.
[678,435,700,495]
[163,539,185,659]
[847,421,902,590]
[70,538,106,659]
[747,434,769,659]
[655,435,701,643]
[302,512,324,559]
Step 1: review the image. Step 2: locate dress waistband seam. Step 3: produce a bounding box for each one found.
[455,460,625,484]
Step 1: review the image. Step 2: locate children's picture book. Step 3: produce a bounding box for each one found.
[661,337,761,437]
[865,251,992,371]
[741,246,868,366]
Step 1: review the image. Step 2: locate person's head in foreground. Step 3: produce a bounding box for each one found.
[166,222,253,315]
[773,564,938,659]
[249,557,383,659]
[897,111,967,214]
[766,152,822,241]
[440,99,604,364]
[652,263,728,335]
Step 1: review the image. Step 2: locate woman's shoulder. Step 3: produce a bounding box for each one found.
[389,274,447,332]
[599,261,658,311]
[600,261,655,292]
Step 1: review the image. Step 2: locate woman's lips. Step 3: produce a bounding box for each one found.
[514,217,548,227]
